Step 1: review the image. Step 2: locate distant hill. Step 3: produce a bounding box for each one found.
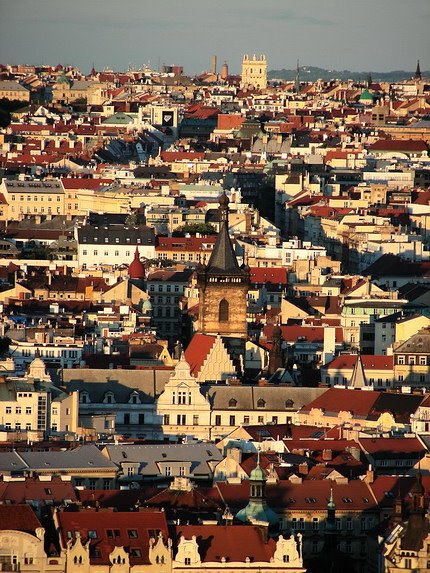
[268,66,427,83]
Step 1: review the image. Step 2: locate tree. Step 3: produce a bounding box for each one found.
[174,223,217,236]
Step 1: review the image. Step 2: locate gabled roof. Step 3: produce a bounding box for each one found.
[184,333,217,377]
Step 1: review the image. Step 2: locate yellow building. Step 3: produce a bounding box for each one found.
[241,54,267,90]
[0,179,64,221]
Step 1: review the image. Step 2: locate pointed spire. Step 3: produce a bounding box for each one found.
[415,59,422,80]
[204,193,246,277]
[349,354,367,389]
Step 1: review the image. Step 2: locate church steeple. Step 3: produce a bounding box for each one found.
[204,192,245,277]
[415,59,422,81]
[236,450,279,528]
[196,193,249,339]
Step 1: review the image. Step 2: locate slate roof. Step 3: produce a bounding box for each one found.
[205,386,327,411]
[62,367,172,400]
[77,224,155,246]
[9,445,118,472]
[103,443,223,478]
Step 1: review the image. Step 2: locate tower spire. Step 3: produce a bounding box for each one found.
[415,59,422,81]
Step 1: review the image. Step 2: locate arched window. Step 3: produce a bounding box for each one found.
[219,299,229,323]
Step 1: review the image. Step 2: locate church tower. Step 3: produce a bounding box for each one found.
[197,193,249,339]
[241,54,267,90]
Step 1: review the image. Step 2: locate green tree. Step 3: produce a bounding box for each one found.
[174,223,217,235]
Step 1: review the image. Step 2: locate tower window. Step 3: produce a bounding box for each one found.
[219,299,229,323]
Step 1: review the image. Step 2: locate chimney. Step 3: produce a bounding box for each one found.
[364,465,374,484]
[298,462,309,475]
[226,447,242,464]
[322,449,333,461]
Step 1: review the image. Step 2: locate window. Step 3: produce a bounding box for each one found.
[229,415,236,426]
[244,416,250,424]
[128,530,138,539]
[229,398,237,408]
[193,415,199,426]
[130,548,142,558]
[185,557,191,565]
[398,356,405,365]
[5,407,11,414]
[164,414,170,425]
[257,398,266,408]
[258,416,264,424]
[219,299,229,322]
[215,415,221,426]
[88,530,97,539]
[312,517,319,531]
[16,407,21,414]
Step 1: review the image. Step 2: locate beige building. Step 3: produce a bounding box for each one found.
[241,54,267,90]
[0,179,64,222]
[393,327,430,388]
[0,358,79,436]
[0,80,30,101]
[0,505,64,573]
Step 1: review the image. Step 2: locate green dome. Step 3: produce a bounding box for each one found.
[250,464,266,481]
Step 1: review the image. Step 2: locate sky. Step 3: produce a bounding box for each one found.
[0,0,428,75]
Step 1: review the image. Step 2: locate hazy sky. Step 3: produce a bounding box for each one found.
[0,0,428,74]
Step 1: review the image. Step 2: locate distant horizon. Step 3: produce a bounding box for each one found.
[1,0,428,76]
[1,61,427,77]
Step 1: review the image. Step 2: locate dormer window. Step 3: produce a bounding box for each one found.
[257,398,266,408]
[228,398,237,408]
[80,392,90,404]
[129,392,140,404]
[104,392,115,404]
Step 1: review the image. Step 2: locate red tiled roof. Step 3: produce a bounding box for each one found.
[156,236,216,252]
[250,267,288,285]
[61,178,113,189]
[0,476,76,505]
[184,333,216,377]
[217,114,245,131]
[56,509,168,565]
[212,479,377,512]
[0,504,41,533]
[160,151,205,162]
[263,325,344,344]
[359,437,426,455]
[172,525,276,563]
[300,388,380,416]
[368,139,428,152]
[326,355,394,371]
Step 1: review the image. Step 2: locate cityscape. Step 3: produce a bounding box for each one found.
[0,3,429,572]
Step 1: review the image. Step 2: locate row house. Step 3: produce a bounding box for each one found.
[296,387,425,432]
[393,327,430,388]
[76,223,155,269]
[0,358,78,435]
[0,179,65,222]
[147,269,194,342]
[322,354,395,389]
[155,236,216,265]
